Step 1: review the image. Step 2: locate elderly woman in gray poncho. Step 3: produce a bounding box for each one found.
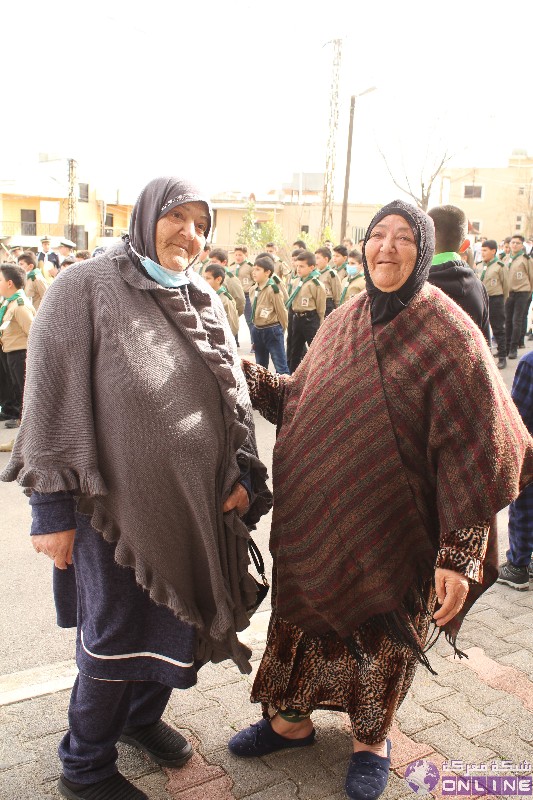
[1,177,272,800]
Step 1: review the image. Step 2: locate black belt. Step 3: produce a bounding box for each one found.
[294,310,318,317]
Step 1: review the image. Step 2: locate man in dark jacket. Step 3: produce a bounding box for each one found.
[427,205,490,343]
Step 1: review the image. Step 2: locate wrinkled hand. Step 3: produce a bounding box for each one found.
[223,482,250,516]
[433,567,469,627]
[32,530,76,570]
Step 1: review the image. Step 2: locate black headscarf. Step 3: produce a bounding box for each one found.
[363,199,435,325]
[124,176,212,265]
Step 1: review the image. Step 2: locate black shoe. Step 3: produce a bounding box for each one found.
[497,561,530,591]
[345,740,392,800]
[120,719,192,767]
[58,773,147,799]
[0,412,17,421]
[508,349,518,359]
[529,561,533,580]
[497,358,507,369]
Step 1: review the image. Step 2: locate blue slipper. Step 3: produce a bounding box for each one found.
[344,739,392,800]
[228,718,316,757]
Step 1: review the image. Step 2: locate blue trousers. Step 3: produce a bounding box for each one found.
[252,323,290,374]
[507,483,533,567]
[59,673,172,783]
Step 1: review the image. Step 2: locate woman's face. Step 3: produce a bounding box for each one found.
[155,202,209,271]
[365,214,418,292]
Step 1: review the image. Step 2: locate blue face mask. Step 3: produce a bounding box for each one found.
[346,264,361,276]
[129,244,191,289]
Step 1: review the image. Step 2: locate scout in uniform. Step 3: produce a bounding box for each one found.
[0,264,36,427]
[248,256,289,374]
[209,248,246,346]
[505,234,533,359]
[203,264,240,339]
[332,245,349,282]
[339,250,366,305]
[18,251,48,312]
[285,250,326,374]
[315,246,341,316]
[479,239,508,369]
[286,248,305,368]
[265,243,291,283]
[232,246,255,338]
[194,243,211,276]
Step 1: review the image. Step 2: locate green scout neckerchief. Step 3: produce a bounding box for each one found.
[285,269,320,309]
[251,278,279,322]
[216,285,234,301]
[431,252,461,266]
[480,256,498,283]
[339,271,364,305]
[0,289,25,328]
[509,249,526,264]
[225,267,236,279]
[26,267,43,282]
[335,261,348,274]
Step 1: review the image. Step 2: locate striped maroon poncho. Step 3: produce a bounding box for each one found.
[266,283,533,659]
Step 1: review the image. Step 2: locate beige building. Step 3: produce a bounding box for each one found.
[211,173,381,256]
[0,156,134,255]
[439,150,533,242]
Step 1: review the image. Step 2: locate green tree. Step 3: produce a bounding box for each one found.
[236,201,261,250]
[258,215,285,250]
[320,224,337,247]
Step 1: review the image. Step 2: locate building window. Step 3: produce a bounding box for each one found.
[21,209,37,235]
[104,212,114,237]
[470,220,481,234]
[301,225,310,233]
[79,183,89,202]
[516,215,523,232]
[464,185,482,199]
[519,186,525,196]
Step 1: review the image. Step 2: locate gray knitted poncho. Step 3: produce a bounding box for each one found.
[1,245,272,673]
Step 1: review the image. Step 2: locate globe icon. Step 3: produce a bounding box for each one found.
[404,760,440,795]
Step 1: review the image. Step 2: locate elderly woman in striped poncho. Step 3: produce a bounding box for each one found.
[228,200,533,800]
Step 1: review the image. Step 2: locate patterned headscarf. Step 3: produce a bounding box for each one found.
[363,199,435,325]
[125,176,212,265]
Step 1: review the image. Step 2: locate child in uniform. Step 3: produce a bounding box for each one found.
[315,246,341,316]
[0,264,36,427]
[249,256,289,374]
[19,252,48,312]
[203,264,240,340]
[339,250,366,305]
[285,251,326,373]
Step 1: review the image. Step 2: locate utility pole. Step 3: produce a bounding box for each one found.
[320,39,342,240]
[67,158,77,243]
[340,95,356,242]
[340,86,376,242]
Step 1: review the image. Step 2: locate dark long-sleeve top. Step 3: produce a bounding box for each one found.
[428,259,491,344]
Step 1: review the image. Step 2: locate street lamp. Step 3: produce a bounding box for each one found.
[340,86,376,242]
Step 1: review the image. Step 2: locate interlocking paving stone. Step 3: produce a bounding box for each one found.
[237,780,298,799]
[412,721,496,762]
[429,696,499,738]
[472,724,533,762]
[498,648,533,678]
[395,695,446,736]
[210,747,281,799]
[483,696,533,743]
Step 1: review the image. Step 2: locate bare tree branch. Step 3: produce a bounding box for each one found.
[378,141,454,211]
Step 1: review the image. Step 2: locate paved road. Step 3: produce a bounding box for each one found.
[0,327,532,799]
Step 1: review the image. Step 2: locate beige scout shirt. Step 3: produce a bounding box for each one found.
[481,259,508,299]
[248,281,288,330]
[271,273,289,302]
[233,261,254,294]
[508,253,533,294]
[340,273,366,304]
[335,262,349,283]
[224,271,246,316]
[319,266,341,305]
[25,272,48,311]
[291,275,327,323]
[217,288,239,336]
[0,296,35,352]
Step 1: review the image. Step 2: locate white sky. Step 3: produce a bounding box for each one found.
[3,0,533,205]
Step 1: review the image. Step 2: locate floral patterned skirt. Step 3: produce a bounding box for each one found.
[251,603,434,744]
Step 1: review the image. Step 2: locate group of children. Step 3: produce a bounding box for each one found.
[195,242,366,375]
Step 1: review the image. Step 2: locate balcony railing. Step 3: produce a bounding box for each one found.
[0,221,67,238]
